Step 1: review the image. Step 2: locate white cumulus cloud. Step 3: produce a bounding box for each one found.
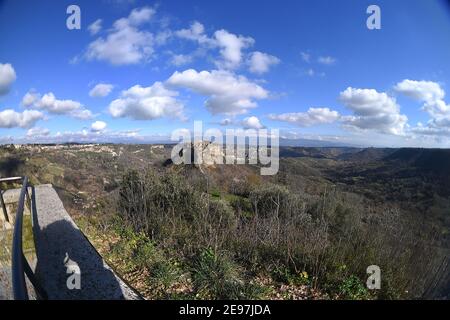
[22,91,93,119]
[109,82,185,120]
[269,107,340,127]
[88,19,102,35]
[395,80,450,138]
[394,79,450,118]
[300,52,311,63]
[339,87,407,135]
[70,109,95,120]
[91,120,107,132]
[21,91,39,107]
[219,118,233,126]
[248,51,280,74]
[170,53,194,66]
[167,69,268,116]
[32,92,82,114]
[0,63,17,96]
[128,6,155,25]
[0,109,44,128]
[175,22,255,70]
[213,29,254,69]
[242,116,264,129]
[27,127,50,137]
[317,56,336,65]
[85,7,155,65]
[394,79,445,103]
[89,83,114,97]
[175,21,213,45]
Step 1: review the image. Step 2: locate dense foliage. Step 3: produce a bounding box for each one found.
[111,167,444,299]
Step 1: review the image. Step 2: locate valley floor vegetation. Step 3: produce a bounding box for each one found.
[83,166,446,299]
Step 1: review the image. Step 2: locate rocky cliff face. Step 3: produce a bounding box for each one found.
[179,141,224,166]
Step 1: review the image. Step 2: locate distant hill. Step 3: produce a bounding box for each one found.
[279,138,360,148]
[338,147,397,162]
[279,146,361,159]
[385,148,450,174]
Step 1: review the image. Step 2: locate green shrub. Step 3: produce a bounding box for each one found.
[210,189,221,198]
[148,259,182,298]
[118,169,205,239]
[190,248,261,299]
[272,265,310,286]
[227,195,253,218]
[337,275,371,300]
[113,167,436,300]
[249,184,290,217]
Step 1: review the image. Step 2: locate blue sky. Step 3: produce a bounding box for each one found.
[1,0,450,146]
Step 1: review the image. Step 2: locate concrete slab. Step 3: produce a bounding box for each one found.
[31,184,142,300]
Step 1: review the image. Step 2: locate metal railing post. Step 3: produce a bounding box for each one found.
[22,253,48,300]
[11,176,29,300]
[2,176,48,300]
[0,189,9,223]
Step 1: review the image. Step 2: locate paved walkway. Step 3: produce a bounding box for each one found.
[29,185,141,300]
